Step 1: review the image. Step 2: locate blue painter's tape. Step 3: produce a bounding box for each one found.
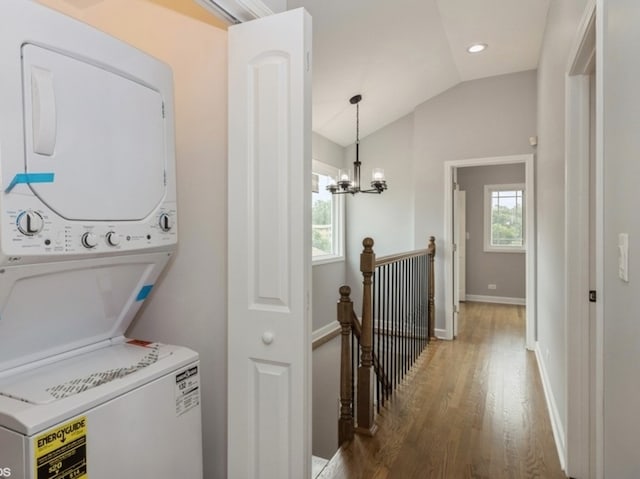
[5,173,55,193]
[136,284,154,302]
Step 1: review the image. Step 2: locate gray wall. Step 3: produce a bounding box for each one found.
[535,0,589,462]
[312,132,347,331]
[457,164,526,300]
[345,113,416,304]
[602,1,640,475]
[312,336,340,459]
[311,132,345,460]
[411,70,537,332]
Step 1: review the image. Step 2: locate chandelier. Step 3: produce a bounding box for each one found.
[327,95,388,195]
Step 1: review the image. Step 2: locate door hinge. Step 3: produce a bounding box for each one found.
[589,290,597,303]
[452,243,457,252]
[161,102,165,118]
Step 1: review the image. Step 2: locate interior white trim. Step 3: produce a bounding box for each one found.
[193,0,273,23]
[311,322,340,349]
[464,295,525,306]
[535,342,567,472]
[443,155,536,349]
[564,1,597,477]
[434,328,447,339]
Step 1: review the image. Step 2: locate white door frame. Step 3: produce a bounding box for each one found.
[565,1,600,477]
[443,154,536,350]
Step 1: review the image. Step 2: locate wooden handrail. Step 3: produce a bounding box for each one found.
[375,248,429,267]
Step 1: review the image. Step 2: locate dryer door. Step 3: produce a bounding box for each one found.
[21,44,167,222]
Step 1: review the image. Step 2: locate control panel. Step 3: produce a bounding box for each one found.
[2,203,177,261]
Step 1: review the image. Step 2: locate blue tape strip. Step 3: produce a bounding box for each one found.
[136,284,154,302]
[5,173,55,192]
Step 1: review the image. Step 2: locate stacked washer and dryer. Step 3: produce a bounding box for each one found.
[0,2,203,478]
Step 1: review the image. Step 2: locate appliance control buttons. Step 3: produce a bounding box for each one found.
[17,210,44,236]
[159,213,173,232]
[106,231,120,246]
[81,232,98,249]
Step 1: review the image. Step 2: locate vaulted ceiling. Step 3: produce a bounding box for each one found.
[287,0,550,146]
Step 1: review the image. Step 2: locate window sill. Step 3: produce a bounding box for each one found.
[483,248,525,254]
[312,255,345,266]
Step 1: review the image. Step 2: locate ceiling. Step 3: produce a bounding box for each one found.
[287,0,550,146]
[46,0,550,148]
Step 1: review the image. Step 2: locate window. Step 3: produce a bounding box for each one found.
[484,183,525,252]
[312,160,344,263]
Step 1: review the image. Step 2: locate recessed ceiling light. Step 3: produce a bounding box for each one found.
[467,43,487,54]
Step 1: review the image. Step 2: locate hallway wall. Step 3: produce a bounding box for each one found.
[535,0,590,467]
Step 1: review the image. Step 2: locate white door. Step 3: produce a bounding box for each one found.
[228,8,312,479]
[455,189,467,303]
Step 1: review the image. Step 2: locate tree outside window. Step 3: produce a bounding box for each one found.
[484,184,525,252]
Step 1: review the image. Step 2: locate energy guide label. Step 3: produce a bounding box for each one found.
[34,416,87,479]
[175,365,200,416]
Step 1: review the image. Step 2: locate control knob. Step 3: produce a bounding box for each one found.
[106,231,120,247]
[81,232,98,249]
[159,213,173,232]
[17,210,44,236]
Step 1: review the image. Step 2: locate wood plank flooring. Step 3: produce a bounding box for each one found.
[318,302,565,479]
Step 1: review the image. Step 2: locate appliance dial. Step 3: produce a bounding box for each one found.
[106,231,120,246]
[81,232,98,249]
[16,211,44,236]
[159,213,173,232]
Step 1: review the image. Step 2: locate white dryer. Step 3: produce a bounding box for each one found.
[0,2,202,478]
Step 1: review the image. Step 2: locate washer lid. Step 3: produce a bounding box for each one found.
[0,252,172,374]
[0,342,174,405]
[21,44,167,221]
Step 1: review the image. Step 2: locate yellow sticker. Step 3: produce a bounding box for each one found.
[34,416,87,479]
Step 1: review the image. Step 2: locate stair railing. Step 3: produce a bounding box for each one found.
[337,236,436,445]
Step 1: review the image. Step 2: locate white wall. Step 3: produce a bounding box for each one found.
[457,164,526,299]
[601,0,640,475]
[535,0,589,464]
[36,2,229,478]
[412,70,537,331]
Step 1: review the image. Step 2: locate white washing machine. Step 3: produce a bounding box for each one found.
[0,2,202,478]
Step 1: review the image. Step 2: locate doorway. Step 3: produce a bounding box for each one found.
[443,154,536,350]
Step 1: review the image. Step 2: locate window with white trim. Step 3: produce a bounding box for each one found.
[312,160,344,263]
[484,183,525,253]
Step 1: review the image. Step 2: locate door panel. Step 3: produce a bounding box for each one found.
[228,9,312,479]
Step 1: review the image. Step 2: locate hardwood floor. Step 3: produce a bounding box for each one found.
[318,302,565,479]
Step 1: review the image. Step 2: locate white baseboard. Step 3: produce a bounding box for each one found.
[312,322,340,349]
[465,294,526,305]
[534,342,567,471]
[435,328,449,339]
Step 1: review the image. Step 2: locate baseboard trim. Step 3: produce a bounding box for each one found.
[312,322,341,350]
[534,342,567,471]
[434,328,449,340]
[465,294,526,305]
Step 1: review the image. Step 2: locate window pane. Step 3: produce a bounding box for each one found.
[490,189,523,247]
[312,173,334,256]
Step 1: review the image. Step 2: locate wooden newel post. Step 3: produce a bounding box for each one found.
[428,236,437,341]
[356,237,377,436]
[337,285,354,445]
